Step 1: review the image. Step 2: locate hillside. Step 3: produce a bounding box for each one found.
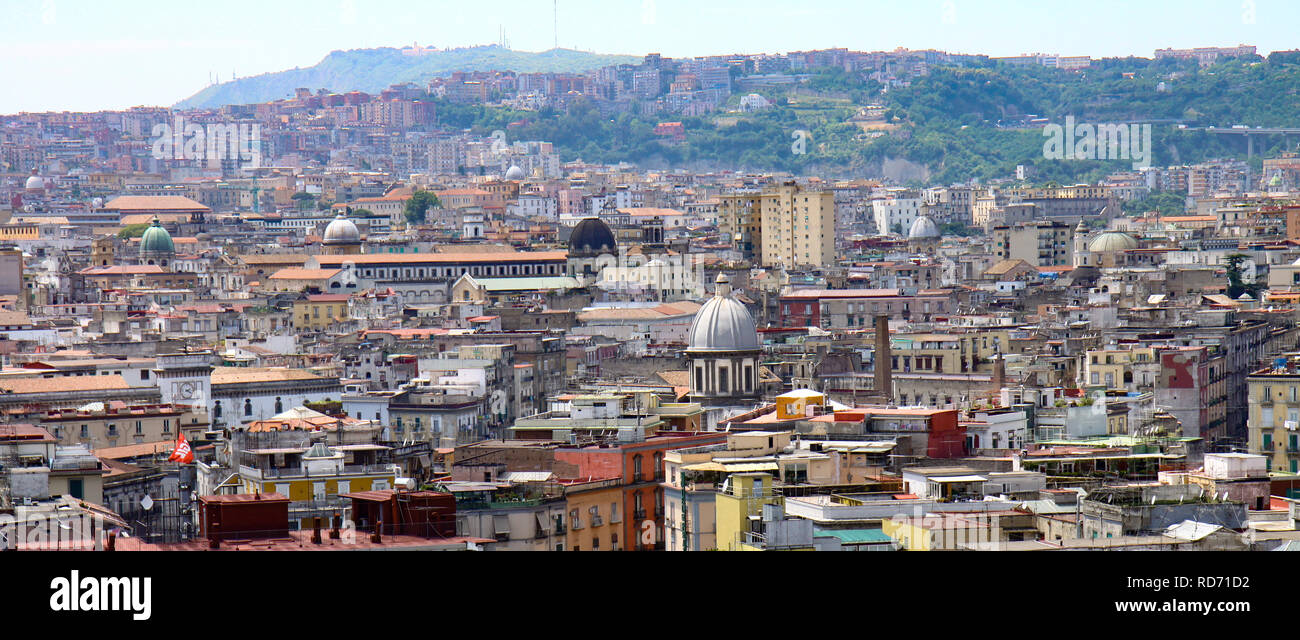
[174,45,637,109]
[445,53,1300,185]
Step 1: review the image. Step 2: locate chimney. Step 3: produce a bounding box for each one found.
[371,519,382,544]
[993,354,1006,391]
[330,513,341,539]
[106,531,116,552]
[312,517,322,545]
[874,315,892,403]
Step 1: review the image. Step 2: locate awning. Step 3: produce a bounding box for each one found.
[682,462,729,472]
[535,511,551,535]
[724,462,780,472]
[931,475,988,483]
[493,515,510,535]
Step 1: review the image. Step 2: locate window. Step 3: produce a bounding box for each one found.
[135,421,143,435]
[633,455,643,482]
[244,399,253,417]
[80,425,88,439]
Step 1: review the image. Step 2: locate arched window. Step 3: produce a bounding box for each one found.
[214,402,222,419]
[244,399,253,417]
[633,454,643,481]
[275,397,283,414]
[653,452,663,479]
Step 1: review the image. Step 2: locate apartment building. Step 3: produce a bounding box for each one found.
[718,183,835,268]
[990,221,1077,267]
[1247,364,1300,474]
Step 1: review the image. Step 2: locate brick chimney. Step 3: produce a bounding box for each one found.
[874,315,892,403]
[993,353,1006,391]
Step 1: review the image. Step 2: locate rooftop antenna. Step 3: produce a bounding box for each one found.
[553,0,558,50]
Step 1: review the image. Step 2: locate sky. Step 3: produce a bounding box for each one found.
[2,0,1297,114]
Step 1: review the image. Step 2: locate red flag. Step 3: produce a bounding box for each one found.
[168,432,193,464]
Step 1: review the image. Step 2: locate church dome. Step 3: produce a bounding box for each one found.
[322,212,361,245]
[24,175,45,191]
[505,165,526,181]
[139,216,175,256]
[908,215,940,239]
[568,217,617,257]
[1088,231,1138,253]
[687,275,760,353]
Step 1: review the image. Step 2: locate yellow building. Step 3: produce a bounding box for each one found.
[719,183,835,269]
[563,478,624,551]
[714,472,782,551]
[1247,367,1300,474]
[884,330,1014,376]
[1085,347,1155,390]
[0,222,39,241]
[292,294,350,330]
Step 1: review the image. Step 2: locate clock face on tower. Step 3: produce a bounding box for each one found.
[178,382,196,399]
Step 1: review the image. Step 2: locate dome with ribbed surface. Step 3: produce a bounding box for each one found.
[505,165,525,181]
[568,217,617,257]
[139,216,174,256]
[322,212,361,245]
[687,275,760,353]
[908,215,940,239]
[1088,231,1137,253]
[303,442,337,459]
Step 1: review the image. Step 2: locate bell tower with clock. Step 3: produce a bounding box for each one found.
[154,351,215,425]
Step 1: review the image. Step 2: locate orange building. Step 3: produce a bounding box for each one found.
[554,432,727,551]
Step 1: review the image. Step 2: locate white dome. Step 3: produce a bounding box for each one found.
[322,213,360,245]
[505,165,525,181]
[24,175,45,190]
[687,275,760,353]
[1088,231,1137,253]
[908,215,940,239]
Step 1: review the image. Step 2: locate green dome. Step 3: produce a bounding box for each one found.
[139,217,175,256]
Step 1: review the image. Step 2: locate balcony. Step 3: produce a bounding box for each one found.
[590,515,603,527]
[633,509,647,520]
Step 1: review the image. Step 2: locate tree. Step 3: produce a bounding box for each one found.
[1224,253,1263,299]
[404,190,441,224]
[292,191,316,211]
[118,223,150,239]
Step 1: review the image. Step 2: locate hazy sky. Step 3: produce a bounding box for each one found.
[1,0,1295,114]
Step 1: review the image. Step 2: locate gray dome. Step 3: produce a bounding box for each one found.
[687,275,760,353]
[568,217,617,257]
[323,213,360,245]
[24,175,45,190]
[908,215,940,239]
[1088,231,1137,253]
[505,165,525,180]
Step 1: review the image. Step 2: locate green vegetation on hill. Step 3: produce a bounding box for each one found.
[439,54,1300,184]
